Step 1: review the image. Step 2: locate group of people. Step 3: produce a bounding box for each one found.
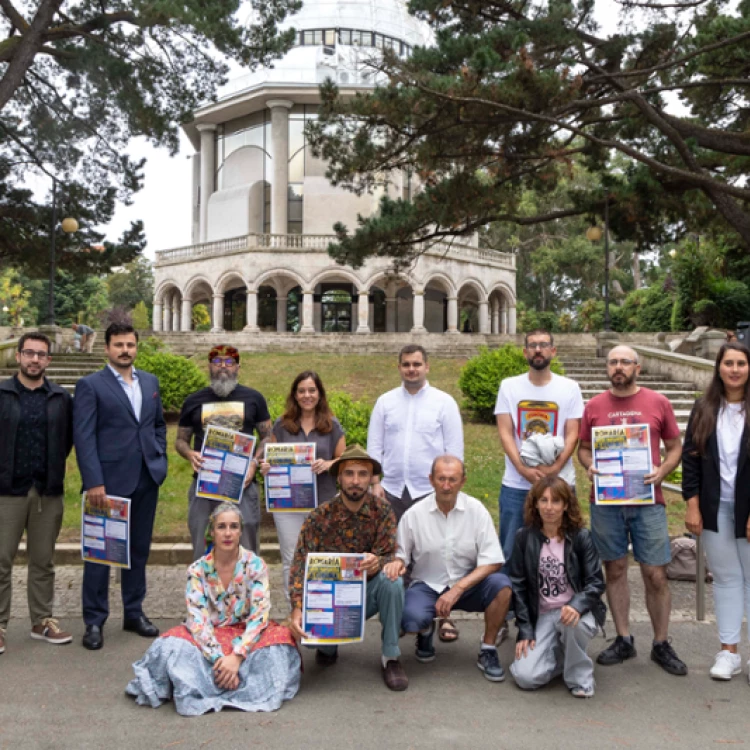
[1,324,750,715]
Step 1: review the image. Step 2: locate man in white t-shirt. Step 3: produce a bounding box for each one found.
[495,329,584,562]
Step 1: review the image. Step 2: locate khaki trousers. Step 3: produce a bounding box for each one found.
[0,487,64,628]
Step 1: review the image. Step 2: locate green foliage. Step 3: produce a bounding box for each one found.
[135,351,208,412]
[0,268,34,326]
[106,257,154,312]
[614,283,675,333]
[137,336,168,357]
[26,269,108,326]
[192,303,212,332]
[459,345,565,423]
[132,301,150,330]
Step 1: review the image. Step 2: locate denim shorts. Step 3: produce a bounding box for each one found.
[590,503,671,566]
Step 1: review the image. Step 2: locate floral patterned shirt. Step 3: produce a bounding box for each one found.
[288,493,397,609]
[185,547,270,663]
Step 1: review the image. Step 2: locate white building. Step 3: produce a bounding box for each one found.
[152,0,517,336]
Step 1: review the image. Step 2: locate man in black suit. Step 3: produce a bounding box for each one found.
[74,323,167,650]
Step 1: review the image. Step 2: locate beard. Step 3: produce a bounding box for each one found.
[527,354,552,371]
[210,373,238,398]
[340,484,367,503]
[19,362,45,381]
[610,371,636,389]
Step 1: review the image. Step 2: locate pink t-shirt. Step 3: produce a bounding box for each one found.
[580,387,680,505]
[538,536,573,614]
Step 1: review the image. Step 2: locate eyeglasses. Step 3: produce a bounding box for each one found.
[607,358,638,366]
[210,357,237,367]
[20,350,50,360]
[526,342,552,351]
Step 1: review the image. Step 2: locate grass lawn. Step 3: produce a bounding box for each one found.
[59,352,687,540]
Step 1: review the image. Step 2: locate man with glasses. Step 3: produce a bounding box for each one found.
[176,345,272,560]
[578,344,686,675]
[0,333,73,654]
[495,329,584,562]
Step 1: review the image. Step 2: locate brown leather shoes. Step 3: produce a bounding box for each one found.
[382,659,409,691]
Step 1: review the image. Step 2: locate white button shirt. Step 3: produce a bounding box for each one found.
[367,382,464,498]
[396,491,504,592]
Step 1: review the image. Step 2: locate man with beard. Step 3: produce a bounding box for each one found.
[75,323,168,650]
[495,330,584,562]
[176,345,271,560]
[288,445,408,691]
[0,333,74,654]
[578,345,686,675]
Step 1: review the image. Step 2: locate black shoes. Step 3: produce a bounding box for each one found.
[597,635,637,665]
[82,624,103,651]
[315,648,339,667]
[123,615,159,638]
[651,639,688,676]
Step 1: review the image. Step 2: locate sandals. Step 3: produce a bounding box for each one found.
[438,618,460,642]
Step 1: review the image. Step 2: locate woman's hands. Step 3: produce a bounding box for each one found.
[515,639,536,660]
[311,458,332,475]
[213,653,243,691]
[685,496,703,536]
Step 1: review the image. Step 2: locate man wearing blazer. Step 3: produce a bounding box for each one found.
[74,323,167,650]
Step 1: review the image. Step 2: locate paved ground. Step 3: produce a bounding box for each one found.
[1,565,739,749]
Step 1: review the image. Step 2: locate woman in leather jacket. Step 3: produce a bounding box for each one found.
[508,476,606,698]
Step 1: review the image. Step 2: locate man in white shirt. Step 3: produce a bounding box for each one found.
[495,329,584,562]
[368,345,464,522]
[383,455,512,682]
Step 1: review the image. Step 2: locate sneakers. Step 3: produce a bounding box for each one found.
[597,635,637,666]
[0,628,5,654]
[30,618,72,645]
[476,647,506,682]
[570,685,595,699]
[710,650,742,681]
[495,625,509,647]
[651,639,688,676]
[415,625,436,663]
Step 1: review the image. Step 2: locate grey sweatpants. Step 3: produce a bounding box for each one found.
[510,609,597,692]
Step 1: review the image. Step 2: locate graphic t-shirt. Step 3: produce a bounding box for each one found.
[178,385,271,476]
[538,536,573,614]
[494,373,584,489]
[580,387,680,505]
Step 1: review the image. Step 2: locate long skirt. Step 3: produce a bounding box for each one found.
[126,621,301,716]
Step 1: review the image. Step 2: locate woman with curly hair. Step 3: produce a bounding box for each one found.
[508,476,606,698]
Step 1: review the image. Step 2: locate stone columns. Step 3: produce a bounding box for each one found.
[244,290,259,332]
[153,302,163,332]
[172,299,181,332]
[491,300,500,334]
[508,306,517,335]
[385,297,397,333]
[478,300,489,334]
[411,289,426,333]
[181,298,192,332]
[356,290,370,333]
[196,123,217,243]
[501,305,508,334]
[313,299,322,332]
[268,100,293,235]
[162,300,172,332]
[276,296,287,333]
[211,293,224,333]
[301,290,315,333]
[446,296,459,334]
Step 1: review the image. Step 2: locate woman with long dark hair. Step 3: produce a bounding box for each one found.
[683,342,750,681]
[508,476,606,698]
[260,371,346,597]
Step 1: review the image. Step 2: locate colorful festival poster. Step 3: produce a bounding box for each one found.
[81,494,131,568]
[264,443,317,512]
[517,400,560,439]
[302,553,366,645]
[592,423,655,505]
[196,425,256,503]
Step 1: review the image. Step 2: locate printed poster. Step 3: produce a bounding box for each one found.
[200,401,245,432]
[196,425,256,503]
[81,494,131,568]
[592,423,655,505]
[264,443,317,512]
[302,553,366,645]
[517,400,559,439]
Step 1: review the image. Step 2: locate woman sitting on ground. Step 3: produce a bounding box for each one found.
[126,503,301,716]
[508,476,606,698]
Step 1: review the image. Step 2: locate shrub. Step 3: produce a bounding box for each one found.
[135,351,208,411]
[132,300,150,330]
[192,303,211,332]
[137,336,168,356]
[459,344,565,423]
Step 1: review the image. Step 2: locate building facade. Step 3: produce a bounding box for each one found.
[153,0,517,336]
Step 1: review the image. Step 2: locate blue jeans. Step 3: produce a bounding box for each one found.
[499,485,530,563]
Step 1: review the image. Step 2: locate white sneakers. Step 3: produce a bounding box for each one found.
[709,650,742,680]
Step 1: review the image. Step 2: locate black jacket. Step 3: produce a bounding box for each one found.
[0,375,74,496]
[682,399,750,538]
[507,525,607,643]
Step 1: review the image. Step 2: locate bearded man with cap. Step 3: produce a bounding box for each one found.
[176,345,273,560]
[287,444,408,691]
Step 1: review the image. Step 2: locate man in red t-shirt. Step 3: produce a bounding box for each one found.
[578,345,686,676]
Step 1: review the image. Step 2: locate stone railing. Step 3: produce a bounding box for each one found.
[631,345,714,391]
[0,338,18,367]
[156,233,515,269]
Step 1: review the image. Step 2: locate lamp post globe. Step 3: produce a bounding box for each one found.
[61,217,79,233]
[586,225,603,242]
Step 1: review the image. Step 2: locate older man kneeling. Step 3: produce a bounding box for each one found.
[384,455,512,681]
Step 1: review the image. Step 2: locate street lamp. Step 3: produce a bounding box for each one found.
[47,177,79,325]
[586,199,611,332]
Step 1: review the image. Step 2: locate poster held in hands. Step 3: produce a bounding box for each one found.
[81,494,131,568]
[264,442,317,512]
[196,425,256,503]
[302,553,366,645]
[592,423,655,505]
